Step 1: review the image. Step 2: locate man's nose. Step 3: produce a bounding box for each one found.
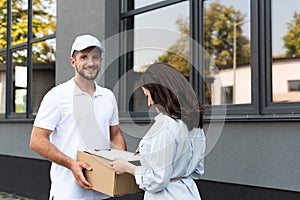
[87,57,94,65]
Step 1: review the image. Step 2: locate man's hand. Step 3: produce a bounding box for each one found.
[69,161,93,190]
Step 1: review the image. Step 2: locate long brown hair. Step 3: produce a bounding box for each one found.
[138,63,205,130]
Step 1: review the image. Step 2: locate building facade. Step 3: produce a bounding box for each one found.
[1,0,300,199]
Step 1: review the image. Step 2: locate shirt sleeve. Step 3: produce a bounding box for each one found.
[33,88,61,131]
[190,158,204,180]
[189,129,205,180]
[134,117,177,193]
[109,93,119,126]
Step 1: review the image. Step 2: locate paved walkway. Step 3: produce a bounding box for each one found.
[0,192,34,200]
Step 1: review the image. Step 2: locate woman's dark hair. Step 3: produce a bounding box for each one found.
[138,63,205,130]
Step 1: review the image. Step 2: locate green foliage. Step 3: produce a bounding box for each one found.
[283,12,300,57]
[0,0,56,63]
[156,16,190,75]
[204,2,250,66]
[156,2,251,74]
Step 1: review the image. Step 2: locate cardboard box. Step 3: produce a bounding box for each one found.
[77,150,143,197]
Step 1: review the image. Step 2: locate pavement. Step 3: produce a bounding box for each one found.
[0,192,34,200]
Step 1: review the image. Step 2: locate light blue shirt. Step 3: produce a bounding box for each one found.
[134,113,205,200]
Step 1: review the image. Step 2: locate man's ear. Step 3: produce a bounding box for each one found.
[70,57,75,67]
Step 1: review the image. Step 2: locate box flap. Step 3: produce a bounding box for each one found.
[87,149,140,162]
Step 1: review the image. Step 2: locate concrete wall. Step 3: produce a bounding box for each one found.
[56,0,106,84]
[117,121,300,193]
[202,121,300,192]
[1,120,300,192]
[0,122,36,158]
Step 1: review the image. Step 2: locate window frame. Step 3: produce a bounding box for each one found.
[262,0,300,116]
[0,0,56,120]
[119,0,300,122]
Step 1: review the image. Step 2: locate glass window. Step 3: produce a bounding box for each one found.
[31,39,55,114]
[221,86,233,104]
[0,1,7,49]
[288,80,300,91]
[122,0,166,11]
[272,0,300,103]
[121,1,189,112]
[33,0,56,39]
[204,0,251,105]
[134,0,165,9]
[12,49,27,113]
[0,55,5,114]
[1,0,56,118]
[11,0,28,45]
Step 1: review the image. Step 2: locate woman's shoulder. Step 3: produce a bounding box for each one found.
[155,113,180,128]
[155,114,187,137]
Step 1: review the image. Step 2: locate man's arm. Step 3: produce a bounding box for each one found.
[110,125,126,150]
[29,126,92,189]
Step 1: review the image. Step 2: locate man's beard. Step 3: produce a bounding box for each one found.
[75,65,100,81]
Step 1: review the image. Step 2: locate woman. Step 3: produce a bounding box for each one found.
[110,63,205,200]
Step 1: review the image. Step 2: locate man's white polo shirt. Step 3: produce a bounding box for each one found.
[34,78,119,200]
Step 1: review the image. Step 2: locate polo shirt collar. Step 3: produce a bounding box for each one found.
[72,78,103,97]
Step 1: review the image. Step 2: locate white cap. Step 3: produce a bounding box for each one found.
[70,34,105,57]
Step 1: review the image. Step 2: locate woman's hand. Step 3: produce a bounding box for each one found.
[110,157,136,175]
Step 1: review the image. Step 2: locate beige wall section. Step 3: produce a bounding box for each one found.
[56,0,105,85]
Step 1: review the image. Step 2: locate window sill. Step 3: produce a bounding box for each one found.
[119,112,300,123]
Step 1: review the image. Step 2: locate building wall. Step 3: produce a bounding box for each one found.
[56,0,105,85]
[202,121,300,192]
[1,0,300,199]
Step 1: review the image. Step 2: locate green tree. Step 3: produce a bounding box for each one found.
[156,17,190,75]
[0,0,56,63]
[205,2,250,66]
[156,2,250,74]
[283,11,300,58]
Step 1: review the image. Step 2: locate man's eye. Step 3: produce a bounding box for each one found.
[80,55,87,60]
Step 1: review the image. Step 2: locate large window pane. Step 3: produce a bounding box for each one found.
[12,0,28,45]
[31,39,55,114]
[12,49,27,113]
[0,55,5,114]
[122,1,189,112]
[33,0,56,39]
[204,0,251,105]
[272,0,300,103]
